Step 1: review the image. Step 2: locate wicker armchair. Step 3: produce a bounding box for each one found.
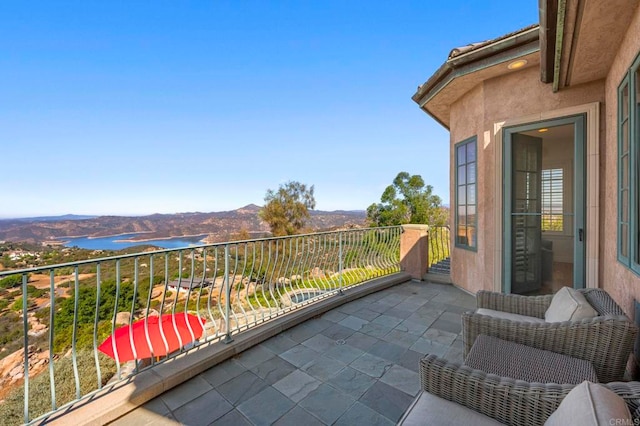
[417,354,640,426]
[462,288,638,382]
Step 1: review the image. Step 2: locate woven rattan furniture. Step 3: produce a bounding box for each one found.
[402,354,640,426]
[465,334,598,384]
[462,288,638,382]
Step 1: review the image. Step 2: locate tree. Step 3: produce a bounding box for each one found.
[367,172,447,226]
[259,181,316,236]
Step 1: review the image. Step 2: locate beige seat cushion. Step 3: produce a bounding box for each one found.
[545,381,632,425]
[476,308,546,324]
[399,391,505,426]
[545,287,598,323]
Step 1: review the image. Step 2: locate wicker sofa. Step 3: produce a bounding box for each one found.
[462,288,638,382]
[398,354,640,426]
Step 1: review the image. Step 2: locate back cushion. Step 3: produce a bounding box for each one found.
[545,381,632,425]
[545,287,598,323]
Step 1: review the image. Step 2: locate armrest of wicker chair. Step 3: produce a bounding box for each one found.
[420,354,640,426]
[420,354,574,425]
[462,312,638,382]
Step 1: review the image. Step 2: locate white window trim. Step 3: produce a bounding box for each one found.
[493,102,600,291]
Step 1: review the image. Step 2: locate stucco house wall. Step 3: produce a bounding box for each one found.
[449,66,605,294]
[601,4,640,316]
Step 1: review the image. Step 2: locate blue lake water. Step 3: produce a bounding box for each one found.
[62,233,207,250]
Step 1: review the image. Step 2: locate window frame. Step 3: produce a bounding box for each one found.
[618,51,640,275]
[454,136,478,251]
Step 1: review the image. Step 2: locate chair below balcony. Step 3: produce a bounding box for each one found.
[462,287,638,382]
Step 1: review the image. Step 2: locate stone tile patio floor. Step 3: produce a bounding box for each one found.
[111,280,475,426]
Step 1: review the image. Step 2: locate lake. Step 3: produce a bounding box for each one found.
[62,233,208,250]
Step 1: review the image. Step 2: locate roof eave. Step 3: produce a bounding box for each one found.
[412,25,540,127]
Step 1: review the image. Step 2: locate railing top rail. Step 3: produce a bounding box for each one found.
[0,226,401,277]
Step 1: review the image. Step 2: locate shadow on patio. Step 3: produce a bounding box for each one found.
[110,280,474,425]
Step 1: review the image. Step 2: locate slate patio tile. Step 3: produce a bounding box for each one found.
[160,375,213,411]
[430,318,462,334]
[210,409,252,426]
[302,333,339,353]
[326,365,376,399]
[283,323,320,343]
[324,343,364,364]
[321,323,356,341]
[350,353,393,378]
[397,349,424,373]
[200,359,247,388]
[384,307,413,319]
[345,331,379,351]
[334,402,395,426]
[380,364,421,397]
[301,355,346,381]
[172,389,233,426]
[279,344,320,368]
[409,337,449,357]
[304,317,334,333]
[338,315,369,331]
[382,329,420,348]
[273,370,322,402]
[422,327,458,346]
[235,344,276,369]
[439,310,465,323]
[395,299,428,312]
[250,356,297,384]
[395,318,431,336]
[443,303,472,314]
[405,313,438,328]
[299,384,356,425]
[367,340,407,363]
[359,381,414,423]
[359,322,393,338]
[321,310,348,323]
[367,301,394,313]
[237,387,295,426]
[216,371,268,405]
[273,406,324,426]
[378,293,406,306]
[351,308,380,321]
[372,314,403,328]
[260,334,298,354]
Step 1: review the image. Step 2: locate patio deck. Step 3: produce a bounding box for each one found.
[110,280,474,425]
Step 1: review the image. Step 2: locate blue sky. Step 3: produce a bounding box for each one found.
[1,1,537,218]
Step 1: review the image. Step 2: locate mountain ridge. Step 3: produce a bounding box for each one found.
[0,205,367,244]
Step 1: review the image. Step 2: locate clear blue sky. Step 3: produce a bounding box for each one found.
[1,1,537,218]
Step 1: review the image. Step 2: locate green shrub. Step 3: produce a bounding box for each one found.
[0,349,117,425]
[0,274,23,289]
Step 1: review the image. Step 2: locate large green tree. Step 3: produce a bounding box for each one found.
[367,172,447,226]
[259,181,316,236]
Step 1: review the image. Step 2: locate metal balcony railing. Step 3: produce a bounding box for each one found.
[0,226,401,424]
[428,225,450,275]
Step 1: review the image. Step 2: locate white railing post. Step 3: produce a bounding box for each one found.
[338,231,344,294]
[224,244,233,343]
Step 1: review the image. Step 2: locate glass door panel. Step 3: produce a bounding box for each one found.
[511,134,542,294]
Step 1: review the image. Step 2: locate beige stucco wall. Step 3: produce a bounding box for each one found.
[449,65,605,294]
[601,4,640,317]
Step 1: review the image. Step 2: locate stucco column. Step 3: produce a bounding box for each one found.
[400,224,429,280]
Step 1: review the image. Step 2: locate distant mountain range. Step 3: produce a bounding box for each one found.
[0,205,367,244]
